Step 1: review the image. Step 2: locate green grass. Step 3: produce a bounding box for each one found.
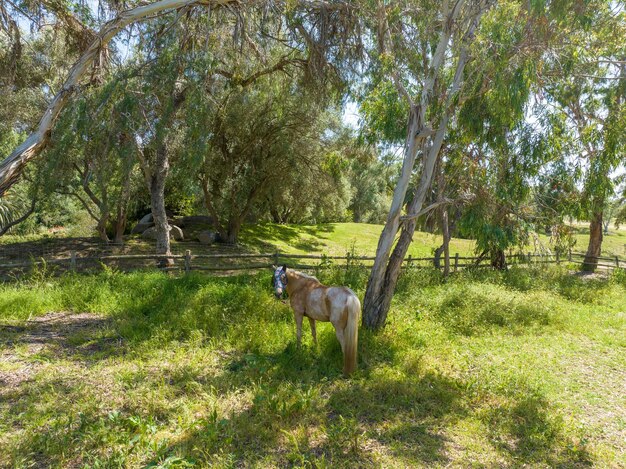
[239,222,477,257]
[3,221,626,262]
[1,265,625,467]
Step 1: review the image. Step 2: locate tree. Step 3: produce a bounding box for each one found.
[0,0,242,196]
[362,0,517,329]
[43,83,141,242]
[539,5,626,271]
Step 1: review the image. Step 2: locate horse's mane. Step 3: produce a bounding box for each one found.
[289,269,320,283]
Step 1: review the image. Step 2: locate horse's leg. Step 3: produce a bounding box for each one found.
[333,323,345,353]
[294,311,304,347]
[308,317,317,345]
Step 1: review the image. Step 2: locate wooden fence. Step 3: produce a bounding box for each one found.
[0,249,624,277]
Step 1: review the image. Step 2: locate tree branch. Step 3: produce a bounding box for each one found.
[0,197,36,236]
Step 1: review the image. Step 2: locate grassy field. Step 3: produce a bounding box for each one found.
[3,221,625,262]
[239,223,478,257]
[1,264,625,467]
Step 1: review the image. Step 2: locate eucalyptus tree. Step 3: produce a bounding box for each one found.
[0,0,246,195]
[359,0,552,328]
[539,3,626,271]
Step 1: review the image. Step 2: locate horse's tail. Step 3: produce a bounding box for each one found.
[343,293,360,376]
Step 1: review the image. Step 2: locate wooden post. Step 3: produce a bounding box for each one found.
[568,249,572,262]
[615,256,619,269]
[70,251,76,271]
[556,251,560,265]
[184,250,191,274]
[454,253,459,272]
[407,255,412,269]
[274,251,280,267]
[527,252,532,264]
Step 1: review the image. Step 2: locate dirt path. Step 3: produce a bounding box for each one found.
[0,312,119,393]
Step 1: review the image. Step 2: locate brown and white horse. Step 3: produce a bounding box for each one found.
[272,265,360,375]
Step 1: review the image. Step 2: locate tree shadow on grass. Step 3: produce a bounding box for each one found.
[240,223,336,253]
[480,390,593,467]
[0,271,599,466]
[1,321,595,468]
[145,366,464,467]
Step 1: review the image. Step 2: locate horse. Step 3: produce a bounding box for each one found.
[272,265,360,375]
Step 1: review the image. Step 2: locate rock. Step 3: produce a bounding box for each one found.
[197,230,217,245]
[170,225,184,241]
[132,222,154,234]
[141,227,157,240]
[138,213,153,224]
[179,215,214,226]
[177,215,215,239]
[141,225,184,241]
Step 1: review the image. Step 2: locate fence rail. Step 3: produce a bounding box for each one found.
[1,248,624,278]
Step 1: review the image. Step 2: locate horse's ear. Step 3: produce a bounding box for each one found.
[282,265,287,272]
[272,265,277,270]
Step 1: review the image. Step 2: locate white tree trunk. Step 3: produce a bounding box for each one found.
[362,1,485,329]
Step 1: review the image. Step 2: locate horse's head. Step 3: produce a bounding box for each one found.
[272,265,288,299]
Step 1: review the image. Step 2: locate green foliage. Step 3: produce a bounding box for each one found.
[358,80,409,145]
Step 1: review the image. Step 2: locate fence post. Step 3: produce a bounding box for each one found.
[454,253,459,272]
[568,249,572,262]
[556,251,560,265]
[184,250,191,274]
[274,251,280,267]
[407,255,412,269]
[527,252,532,264]
[70,251,76,271]
[615,256,619,269]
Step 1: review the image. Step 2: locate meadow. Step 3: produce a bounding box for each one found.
[1,262,625,468]
[3,221,626,262]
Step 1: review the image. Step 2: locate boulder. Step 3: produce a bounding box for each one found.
[141,227,157,240]
[170,225,184,241]
[141,225,184,241]
[132,222,154,234]
[179,215,214,226]
[138,213,153,224]
[197,230,217,245]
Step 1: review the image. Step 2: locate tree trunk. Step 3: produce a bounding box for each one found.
[363,110,452,329]
[433,244,444,268]
[362,107,425,325]
[113,168,132,244]
[269,206,283,224]
[113,217,126,244]
[225,217,243,245]
[96,210,110,242]
[582,210,603,272]
[491,249,507,270]
[150,144,172,268]
[362,4,479,329]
